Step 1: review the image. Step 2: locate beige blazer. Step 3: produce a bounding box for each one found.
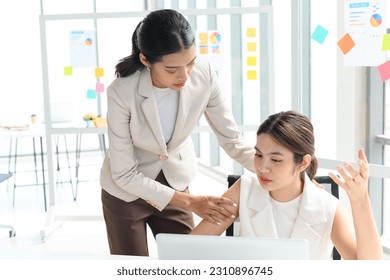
[100,60,255,211]
[238,174,339,260]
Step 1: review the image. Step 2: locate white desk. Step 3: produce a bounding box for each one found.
[41,124,107,242]
[0,125,47,211]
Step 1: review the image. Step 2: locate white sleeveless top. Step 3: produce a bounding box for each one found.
[270,194,302,238]
[238,174,339,260]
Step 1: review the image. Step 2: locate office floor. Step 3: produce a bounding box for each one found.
[0,151,227,259]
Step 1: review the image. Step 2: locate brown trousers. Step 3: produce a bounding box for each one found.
[101,171,194,256]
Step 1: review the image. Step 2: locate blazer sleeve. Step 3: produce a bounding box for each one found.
[102,81,175,211]
[203,63,255,172]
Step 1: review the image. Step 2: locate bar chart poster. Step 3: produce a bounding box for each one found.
[344,0,386,66]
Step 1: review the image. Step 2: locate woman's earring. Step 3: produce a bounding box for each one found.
[147,67,151,72]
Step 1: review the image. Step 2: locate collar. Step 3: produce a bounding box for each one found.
[245,173,328,238]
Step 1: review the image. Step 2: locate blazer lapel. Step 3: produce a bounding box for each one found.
[168,77,192,148]
[290,175,327,243]
[246,181,278,238]
[245,174,327,242]
[138,69,167,153]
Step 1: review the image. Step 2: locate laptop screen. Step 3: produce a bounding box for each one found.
[156,233,310,260]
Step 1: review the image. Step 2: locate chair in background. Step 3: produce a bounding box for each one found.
[0,173,16,238]
[225,174,341,260]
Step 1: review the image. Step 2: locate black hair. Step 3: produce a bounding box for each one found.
[257,110,318,181]
[115,9,195,78]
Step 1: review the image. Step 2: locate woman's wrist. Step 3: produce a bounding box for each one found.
[170,191,192,208]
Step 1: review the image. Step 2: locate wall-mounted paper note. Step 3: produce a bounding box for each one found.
[337,33,355,55]
[377,60,390,82]
[311,24,328,44]
[64,66,73,76]
[247,42,257,52]
[87,89,97,99]
[246,28,256,38]
[196,30,224,71]
[343,0,386,66]
[247,70,257,80]
[69,30,97,68]
[95,82,104,93]
[382,34,390,51]
[247,57,257,66]
[95,67,104,78]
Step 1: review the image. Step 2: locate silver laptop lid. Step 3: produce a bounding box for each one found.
[156,233,310,260]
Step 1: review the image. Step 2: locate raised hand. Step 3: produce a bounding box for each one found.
[328,148,369,203]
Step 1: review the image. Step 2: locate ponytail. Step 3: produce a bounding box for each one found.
[305,156,318,181]
[115,21,145,78]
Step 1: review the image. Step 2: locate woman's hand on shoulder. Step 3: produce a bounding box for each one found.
[328,148,369,203]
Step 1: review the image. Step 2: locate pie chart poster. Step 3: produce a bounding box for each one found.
[69,30,97,68]
[344,0,387,66]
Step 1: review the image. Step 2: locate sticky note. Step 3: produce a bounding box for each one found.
[95,82,104,93]
[382,34,390,51]
[337,33,355,55]
[247,42,256,52]
[198,32,208,44]
[247,56,257,66]
[311,24,328,45]
[246,28,256,38]
[199,45,208,54]
[247,70,257,80]
[64,66,73,76]
[95,67,104,78]
[87,89,97,99]
[377,60,390,82]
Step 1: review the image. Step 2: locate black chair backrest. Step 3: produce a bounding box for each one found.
[226,174,341,260]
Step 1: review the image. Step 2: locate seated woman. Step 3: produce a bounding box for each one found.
[191,110,383,260]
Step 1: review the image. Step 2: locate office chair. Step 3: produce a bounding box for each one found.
[226,174,341,260]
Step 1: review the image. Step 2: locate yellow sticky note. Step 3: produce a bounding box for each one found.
[247,70,257,80]
[198,32,208,44]
[64,66,73,76]
[247,57,257,66]
[382,34,390,51]
[246,28,256,38]
[247,42,256,52]
[95,67,104,78]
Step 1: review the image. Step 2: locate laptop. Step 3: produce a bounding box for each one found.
[156,233,310,260]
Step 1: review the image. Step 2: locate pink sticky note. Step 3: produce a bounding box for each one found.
[377,60,390,82]
[95,82,104,93]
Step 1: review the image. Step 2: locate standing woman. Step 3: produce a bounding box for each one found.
[100,9,254,256]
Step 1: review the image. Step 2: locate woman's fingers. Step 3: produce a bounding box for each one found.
[195,196,237,225]
[328,149,370,203]
[358,148,368,164]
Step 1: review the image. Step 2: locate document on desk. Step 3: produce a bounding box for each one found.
[1,124,30,131]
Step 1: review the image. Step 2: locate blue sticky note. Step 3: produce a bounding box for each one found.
[311,24,328,45]
[86,89,97,99]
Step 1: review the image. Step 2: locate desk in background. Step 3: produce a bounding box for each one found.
[41,125,107,242]
[0,173,16,237]
[0,125,47,211]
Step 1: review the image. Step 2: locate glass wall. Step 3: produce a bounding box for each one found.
[38,0,274,176]
[379,0,390,245]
